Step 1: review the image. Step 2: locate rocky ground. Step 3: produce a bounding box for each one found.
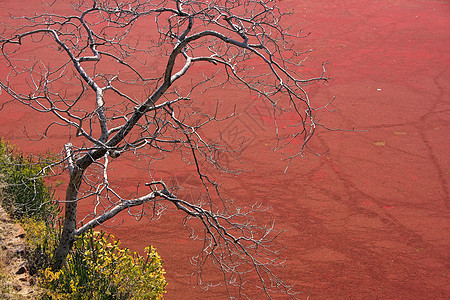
[0,206,41,299]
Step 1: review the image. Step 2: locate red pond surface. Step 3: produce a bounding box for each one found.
[1,0,449,299]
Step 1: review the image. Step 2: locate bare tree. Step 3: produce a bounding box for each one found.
[0,0,328,298]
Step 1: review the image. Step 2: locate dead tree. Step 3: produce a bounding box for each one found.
[0,0,328,298]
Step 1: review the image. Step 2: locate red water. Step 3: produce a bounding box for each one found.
[1,0,449,299]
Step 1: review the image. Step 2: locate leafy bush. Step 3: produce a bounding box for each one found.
[20,218,61,277]
[41,231,167,300]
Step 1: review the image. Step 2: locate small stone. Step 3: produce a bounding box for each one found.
[16,265,27,275]
[373,141,386,147]
[15,226,26,239]
[15,246,25,256]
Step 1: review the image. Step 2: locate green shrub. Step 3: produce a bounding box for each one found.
[0,138,59,220]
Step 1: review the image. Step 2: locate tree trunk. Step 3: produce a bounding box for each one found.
[52,166,83,270]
